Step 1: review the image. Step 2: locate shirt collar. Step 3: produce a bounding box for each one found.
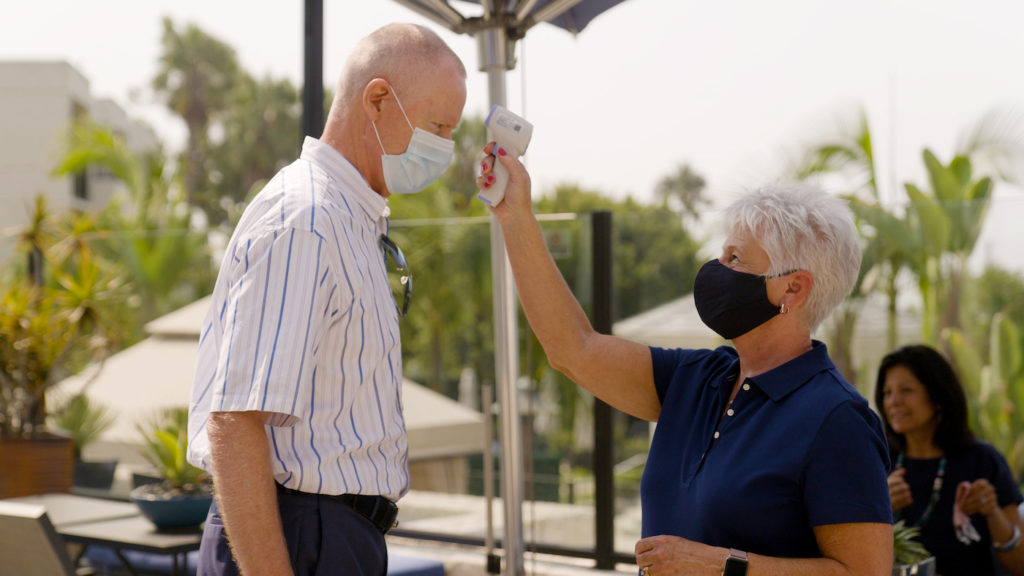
[300,136,390,222]
[747,340,835,402]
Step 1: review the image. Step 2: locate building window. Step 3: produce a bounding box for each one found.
[73,171,88,200]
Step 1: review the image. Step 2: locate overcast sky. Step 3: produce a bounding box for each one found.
[4,0,1024,269]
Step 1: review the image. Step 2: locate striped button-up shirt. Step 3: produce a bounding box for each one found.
[187,137,409,501]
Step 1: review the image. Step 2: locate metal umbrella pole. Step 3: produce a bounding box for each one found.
[478,24,526,576]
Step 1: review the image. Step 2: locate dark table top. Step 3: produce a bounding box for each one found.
[59,515,201,554]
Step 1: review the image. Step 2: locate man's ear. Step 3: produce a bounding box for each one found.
[362,78,391,120]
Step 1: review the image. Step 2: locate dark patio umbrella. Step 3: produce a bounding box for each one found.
[388,2,629,574]
[393,0,628,36]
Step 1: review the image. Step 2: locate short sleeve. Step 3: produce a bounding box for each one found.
[983,443,1024,508]
[649,346,727,403]
[650,347,685,403]
[212,227,332,426]
[803,400,893,526]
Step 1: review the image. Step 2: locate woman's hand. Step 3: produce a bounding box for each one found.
[476,141,532,219]
[888,467,913,511]
[964,478,999,516]
[635,535,726,576]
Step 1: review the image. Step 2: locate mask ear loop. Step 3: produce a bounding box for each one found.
[371,84,416,154]
[388,85,414,128]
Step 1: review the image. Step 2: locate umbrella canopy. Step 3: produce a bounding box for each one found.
[392,0,628,36]
[54,297,484,463]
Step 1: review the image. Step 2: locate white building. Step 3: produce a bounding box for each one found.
[0,61,156,264]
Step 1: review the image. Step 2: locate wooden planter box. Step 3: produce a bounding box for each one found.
[0,433,73,498]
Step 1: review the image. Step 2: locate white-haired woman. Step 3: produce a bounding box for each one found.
[479,144,893,576]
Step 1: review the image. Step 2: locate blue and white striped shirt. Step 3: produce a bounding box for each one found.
[187,137,409,500]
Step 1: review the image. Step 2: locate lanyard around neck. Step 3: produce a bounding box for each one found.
[895,453,946,528]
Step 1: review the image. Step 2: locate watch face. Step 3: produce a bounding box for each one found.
[723,557,748,576]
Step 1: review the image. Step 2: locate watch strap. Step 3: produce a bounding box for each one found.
[722,548,748,576]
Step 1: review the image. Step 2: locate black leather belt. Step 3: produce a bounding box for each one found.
[276,484,399,534]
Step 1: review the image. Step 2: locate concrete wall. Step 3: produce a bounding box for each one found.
[0,61,156,265]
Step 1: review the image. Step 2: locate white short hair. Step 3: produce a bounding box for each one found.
[723,183,861,332]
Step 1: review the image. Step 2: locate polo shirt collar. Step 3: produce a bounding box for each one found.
[747,340,834,402]
[300,136,390,222]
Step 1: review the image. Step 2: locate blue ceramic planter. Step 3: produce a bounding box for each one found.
[130,486,212,529]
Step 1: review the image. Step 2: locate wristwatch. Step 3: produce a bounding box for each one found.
[723,548,748,576]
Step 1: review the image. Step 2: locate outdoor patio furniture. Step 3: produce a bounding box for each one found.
[0,501,79,576]
[3,492,446,575]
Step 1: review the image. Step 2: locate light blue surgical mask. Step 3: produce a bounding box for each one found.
[372,87,455,195]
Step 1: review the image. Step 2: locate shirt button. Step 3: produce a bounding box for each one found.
[714,431,720,439]
[742,383,751,391]
[727,408,735,417]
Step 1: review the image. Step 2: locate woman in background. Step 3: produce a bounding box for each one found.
[878,344,1024,576]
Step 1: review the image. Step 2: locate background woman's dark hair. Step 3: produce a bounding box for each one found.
[874,344,975,454]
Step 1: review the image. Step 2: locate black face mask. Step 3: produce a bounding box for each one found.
[693,259,779,340]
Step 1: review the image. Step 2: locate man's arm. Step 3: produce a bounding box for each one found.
[485,145,660,421]
[208,411,294,576]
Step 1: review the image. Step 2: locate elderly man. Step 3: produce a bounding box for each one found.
[187,23,467,576]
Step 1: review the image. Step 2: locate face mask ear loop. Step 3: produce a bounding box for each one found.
[371,121,387,154]
[373,85,415,155]
[389,85,415,130]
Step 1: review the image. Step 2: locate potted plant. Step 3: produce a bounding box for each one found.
[892,520,936,576]
[50,393,118,490]
[0,198,122,498]
[130,407,213,530]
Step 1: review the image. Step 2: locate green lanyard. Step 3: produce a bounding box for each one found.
[896,453,946,527]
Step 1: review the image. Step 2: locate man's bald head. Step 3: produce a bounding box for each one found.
[334,23,466,110]
[321,23,467,196]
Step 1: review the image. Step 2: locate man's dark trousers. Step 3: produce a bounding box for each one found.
[197,484,388,576]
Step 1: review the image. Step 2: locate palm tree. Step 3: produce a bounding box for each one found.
[53,118,213,323]
[654,163,708,223]
[152,17,240,208]
[903,150,993,346]
[794,109,903,383]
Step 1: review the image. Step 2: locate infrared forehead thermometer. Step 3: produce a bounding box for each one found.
[478,104,533,207]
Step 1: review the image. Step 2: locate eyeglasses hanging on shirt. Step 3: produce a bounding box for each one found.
[380,234,413,317]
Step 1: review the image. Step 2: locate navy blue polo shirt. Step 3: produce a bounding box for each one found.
[642,341,892,558]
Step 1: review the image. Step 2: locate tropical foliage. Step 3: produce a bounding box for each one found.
[794,109,884,385]
[0,197,126,439]
[50,393,117,459]
[893,520,932,565]
[797,108,1024,480]
[152,17,329,228]
[136,407,208,490]
[53,118,214,326]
